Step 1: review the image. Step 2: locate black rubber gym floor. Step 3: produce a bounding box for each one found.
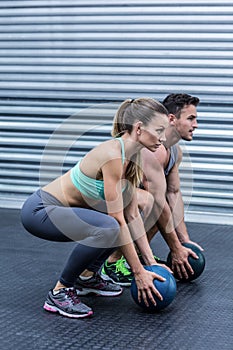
[1,208,232,350]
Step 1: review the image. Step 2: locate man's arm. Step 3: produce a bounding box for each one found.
[142,147,185,244]
[141,148,197,279]
[166,147,204,250]
[165,146,189,242]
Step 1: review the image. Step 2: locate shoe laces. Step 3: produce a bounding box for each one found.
[93,273,107,286]
[154,254,160,261]
[65,288,81,305]
[115,257,131,276]
[138,253,160,262]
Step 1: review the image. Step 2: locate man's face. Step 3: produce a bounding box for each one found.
[174,104,198,141]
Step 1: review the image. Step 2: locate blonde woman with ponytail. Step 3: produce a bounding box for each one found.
[21,97,170,319]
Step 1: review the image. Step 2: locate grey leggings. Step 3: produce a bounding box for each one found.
[21,189,120,287]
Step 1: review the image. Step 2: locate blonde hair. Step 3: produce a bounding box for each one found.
[111,97,168,187]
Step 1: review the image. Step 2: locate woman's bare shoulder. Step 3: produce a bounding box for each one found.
[81,138,122,173]
[90,138,122,160]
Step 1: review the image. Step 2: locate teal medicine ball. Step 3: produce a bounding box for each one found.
[167,242,205,282]
[130,265,177,312]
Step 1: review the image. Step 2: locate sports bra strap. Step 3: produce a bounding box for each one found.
[116,137,125,164]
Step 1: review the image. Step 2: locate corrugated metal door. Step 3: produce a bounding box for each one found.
[0,0,232,224]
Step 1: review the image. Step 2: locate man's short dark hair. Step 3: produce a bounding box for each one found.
[162,93,200,118]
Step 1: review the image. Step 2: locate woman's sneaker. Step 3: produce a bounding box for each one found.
[43,287,93,318]
[75,273,123,296]
[101,256,134,287]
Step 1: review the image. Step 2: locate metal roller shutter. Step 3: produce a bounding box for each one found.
[0,0,232,224]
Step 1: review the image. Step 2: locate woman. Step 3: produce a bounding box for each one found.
[21,97,169,319]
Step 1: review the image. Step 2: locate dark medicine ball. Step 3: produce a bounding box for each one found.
[131,265,177,312]
[167,242,206,282]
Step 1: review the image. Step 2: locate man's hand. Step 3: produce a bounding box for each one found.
[170,245,199,280]
[185,240,204,252]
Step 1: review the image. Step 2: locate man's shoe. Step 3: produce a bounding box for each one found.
[75,273,123,297]
[138,253,167,265]
[43,287,93,318]
[101,256,134,287]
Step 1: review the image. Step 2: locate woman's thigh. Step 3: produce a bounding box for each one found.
[21,189,120,247]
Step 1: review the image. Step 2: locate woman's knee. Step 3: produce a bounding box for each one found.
[89,216,120,248]
[102,215,120,230]
[101,215,120,238]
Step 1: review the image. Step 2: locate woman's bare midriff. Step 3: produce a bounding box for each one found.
[42,170,91,208]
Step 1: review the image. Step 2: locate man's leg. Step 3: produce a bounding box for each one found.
[100,189,156,286]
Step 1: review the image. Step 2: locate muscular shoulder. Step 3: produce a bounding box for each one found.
[141,147,166,192]
[141,145,167,168]
[141,147,164,171]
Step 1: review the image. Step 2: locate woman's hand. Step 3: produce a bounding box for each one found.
[134,269,166,307]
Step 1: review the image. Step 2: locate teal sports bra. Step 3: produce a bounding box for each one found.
[70,138,125,200]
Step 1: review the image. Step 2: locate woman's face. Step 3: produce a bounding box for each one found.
[138,113,169,152]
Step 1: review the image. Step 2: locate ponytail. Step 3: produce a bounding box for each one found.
[111,97,168,187]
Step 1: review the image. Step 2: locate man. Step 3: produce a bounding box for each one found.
[101,93,203,285]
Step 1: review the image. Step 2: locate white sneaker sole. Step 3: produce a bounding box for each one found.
[43,302,93,318]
